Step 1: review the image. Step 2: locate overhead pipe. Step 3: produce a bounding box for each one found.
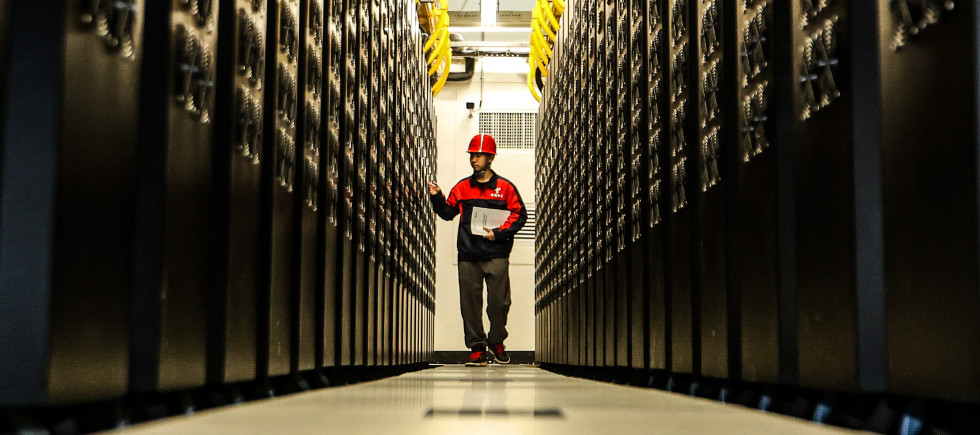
[446,56,476,81]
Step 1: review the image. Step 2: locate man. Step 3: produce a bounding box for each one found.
[428,133,528,366]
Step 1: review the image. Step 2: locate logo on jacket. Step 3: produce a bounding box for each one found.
[491,187,504,198]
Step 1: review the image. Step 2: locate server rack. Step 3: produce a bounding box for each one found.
[782,0,857,392]
[1,0,438,422]
[336,0,358,367]
[131,0,218,393]
[725,0,779,386]
[874,0,980,402]
[691,0,728,380]
[321,0,343,369]
[645,0,669,374]
[294,0,324,375]
[0,0,141,405]
[627,0,650,370]
[352,0,370,367]
[665,0,694,376]
[210,0,266,386]
[536,0,980,426]
[257,0,300,380]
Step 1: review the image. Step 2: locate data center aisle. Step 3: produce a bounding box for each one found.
[119,366,862,434]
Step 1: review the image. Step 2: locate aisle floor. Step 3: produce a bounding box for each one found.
[121,365,864,434]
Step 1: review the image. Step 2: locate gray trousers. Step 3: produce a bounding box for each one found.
[458,258,512,349]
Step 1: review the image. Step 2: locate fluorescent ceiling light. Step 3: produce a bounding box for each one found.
[448,26,531,33]
[481,0,497,26]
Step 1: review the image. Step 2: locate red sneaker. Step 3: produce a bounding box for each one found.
[488,343,510,364]
[465,350,487,367]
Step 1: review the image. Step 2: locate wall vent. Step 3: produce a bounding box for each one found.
[477,111,537,151]
[515,205,536,240]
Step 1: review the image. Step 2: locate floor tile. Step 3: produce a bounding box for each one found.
[118,365,867,434]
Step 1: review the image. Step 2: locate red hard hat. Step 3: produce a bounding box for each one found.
[467,134,496,155]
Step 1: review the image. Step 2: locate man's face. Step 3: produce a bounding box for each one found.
[470,152,493,173]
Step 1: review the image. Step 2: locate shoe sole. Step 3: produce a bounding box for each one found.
[488,350,510,364]
[465,362,488,367]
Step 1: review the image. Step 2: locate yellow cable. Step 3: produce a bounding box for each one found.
[428,28,449,65]
[423,1,448,52]
[538,0,560,33]
[531,41,549,72]
[437,2,449,27]
[423,20,439,50]
[529,32,547,67]
[429,26,453,75]
[432,53,451,96]
[427,29,444,65]
[428,50,444,75]
[552,0,565,14]
[534,6,557,42]
[531,23,553,60]
[528,65,541,101]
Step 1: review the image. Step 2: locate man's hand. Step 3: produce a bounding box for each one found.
[427,181,441,196]
[483,227,496,241]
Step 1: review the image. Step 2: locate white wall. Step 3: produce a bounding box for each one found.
[433,57,538,351]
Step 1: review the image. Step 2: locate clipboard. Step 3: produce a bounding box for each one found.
[470,207,511,236]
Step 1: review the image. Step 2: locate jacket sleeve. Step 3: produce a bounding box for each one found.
[492,184,527,240]
[429,188,460,221]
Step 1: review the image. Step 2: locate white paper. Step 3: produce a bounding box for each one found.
[470,207,512,236]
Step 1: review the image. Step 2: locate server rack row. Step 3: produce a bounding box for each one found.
[536,0,980,411]
[0,0,436,411]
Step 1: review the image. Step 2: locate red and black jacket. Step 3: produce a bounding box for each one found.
[430,173,528,261]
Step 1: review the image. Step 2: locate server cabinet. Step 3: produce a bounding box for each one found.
[352,0,370,367]
[602,0,618,367]
[877,0,980,402]
[580,6,597,366]
[564,72,574,367]
[725,0,779,385]
[415,101,424,363]
[391,114,402,366]
[423,111,436,363]
[578,12,591,367]
[534,111,544,362]
[376,0,392,365]
[593,0,608,367]
[690,0,729,380]
[613,0,631,368]
[0,0,141,405]
[572,16,586,366]
[552,38,567,364]
[363,0,380,366]
[665,0,694,375]
[337,0,357,366]
[644,0,669,372]
[379,0,398,366]
[626,0,651,370]
[320,0,342,368]
[209,0,265,385]
[258,0,300,378]
[552,57,565,366]
[573,12,588,366]
[393,106,405,365]
[293,0,323,374]
[131,0,218,393]
[372,0,389,366]
[780,0,858,392]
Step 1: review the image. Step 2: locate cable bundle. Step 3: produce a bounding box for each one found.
[528,0,564,101]
[419,0,452,96]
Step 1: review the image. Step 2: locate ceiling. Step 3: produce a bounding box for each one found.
[447,0,535,46]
